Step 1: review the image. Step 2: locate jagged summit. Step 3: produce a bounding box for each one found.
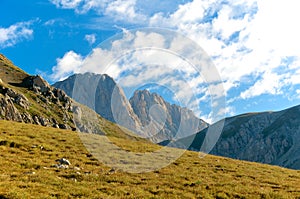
[129,89,208,142]
[54,74,208,143]
[0,55,142,140]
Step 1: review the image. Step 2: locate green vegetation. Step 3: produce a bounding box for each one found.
[0,120,299,198]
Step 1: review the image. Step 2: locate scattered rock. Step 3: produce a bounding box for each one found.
[107,168,117,174]
[24,171,36,175]
[52,164,69,169]
[22,75,51,93]
[74,167,81,171]
[58,124,70,130]
[56,158,71,165]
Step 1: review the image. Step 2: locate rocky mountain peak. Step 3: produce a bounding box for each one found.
[53,73,142,133]
[129,89,208,142]
[54,74,208,143]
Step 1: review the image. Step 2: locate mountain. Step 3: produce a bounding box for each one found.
[0,54,142,141]
[161,105,300,169]
[1,54,300,198]
[54,74,208,143]
[53,73,142,134]
[129,90,208,142]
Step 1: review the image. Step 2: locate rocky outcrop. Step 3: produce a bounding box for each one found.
[0,95,23,122]
[163,106,300,170]
[0,74,74,130]
[130,90,208,142]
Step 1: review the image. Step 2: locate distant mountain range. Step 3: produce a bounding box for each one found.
[53,73,208,143]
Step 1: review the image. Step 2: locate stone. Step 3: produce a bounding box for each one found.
[22,75,51,93]
[32,75,51,93]
[58,123,70,130]
[56,158,71,165]
[0,96,23,122]
[52,164,69,169]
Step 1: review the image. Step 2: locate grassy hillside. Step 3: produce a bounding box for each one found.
[0,54,29,84]
[0,120,299,198]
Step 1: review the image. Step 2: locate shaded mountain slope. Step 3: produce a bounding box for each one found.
[162,105,300,169]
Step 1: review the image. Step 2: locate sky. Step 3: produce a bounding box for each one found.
[1,0,300,123]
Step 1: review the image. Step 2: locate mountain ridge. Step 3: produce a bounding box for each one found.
[54,73,208,142]
[161,104,300,169]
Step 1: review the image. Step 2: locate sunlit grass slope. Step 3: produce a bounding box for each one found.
[0,120,299,198]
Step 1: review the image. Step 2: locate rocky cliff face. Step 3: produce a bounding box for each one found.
[164,106,300,170]
[130,90,208,142]
[53,73,142,134]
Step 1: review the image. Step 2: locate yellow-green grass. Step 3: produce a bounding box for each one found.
[0,54,29,84]
[0,120,299,198]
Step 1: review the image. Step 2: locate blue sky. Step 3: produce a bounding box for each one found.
[1,0,300,123]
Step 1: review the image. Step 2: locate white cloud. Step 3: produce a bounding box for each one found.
[0,21,34,49]
[104,0,146,23]
[285,69,300,85]
[84,34,96,45]
[50,0,84,9]
[50,0,146,23]
[240,72,283,99]
[148,0,300,101]
[296,90,300,99]
[51,51,83,81]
